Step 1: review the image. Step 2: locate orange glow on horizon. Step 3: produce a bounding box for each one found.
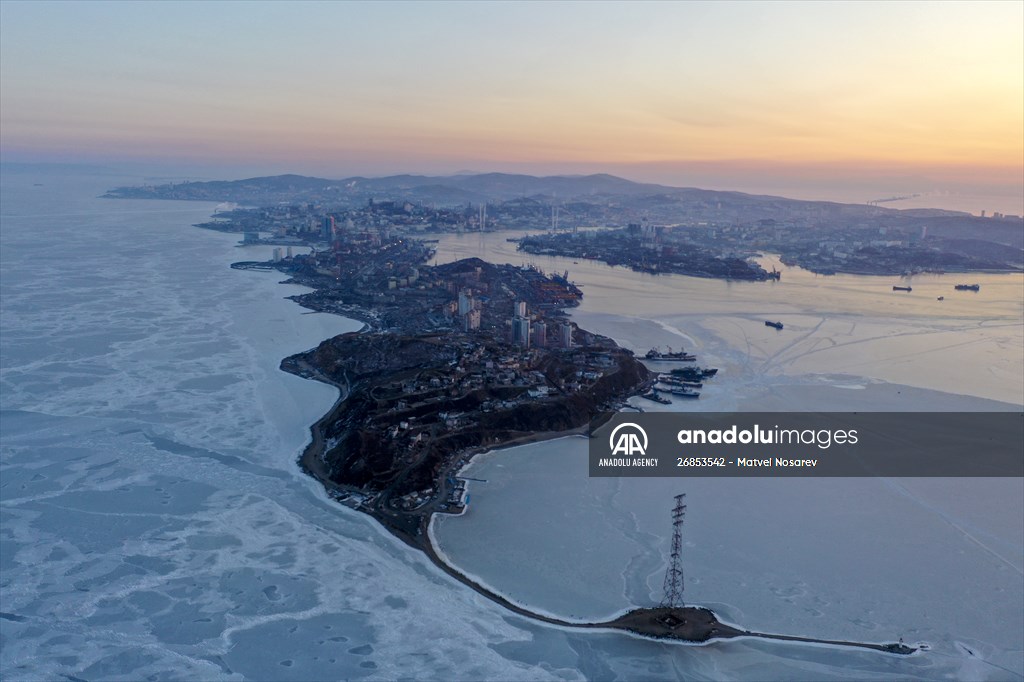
[1,0,1020,203]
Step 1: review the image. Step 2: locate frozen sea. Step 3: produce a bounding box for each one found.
[430,231,1024,680]
[1,168,650,681]
[1,169,1022,681]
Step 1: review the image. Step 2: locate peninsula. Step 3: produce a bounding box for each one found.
[247,236,916,657]
[109,179,924,656]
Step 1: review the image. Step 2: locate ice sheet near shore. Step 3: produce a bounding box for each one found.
[1,172,590,682]
[433,381,1024,679]
[3,175,1021,681]
[430,231,1024,679]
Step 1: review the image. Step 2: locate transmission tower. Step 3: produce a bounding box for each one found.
[660,493,686,609]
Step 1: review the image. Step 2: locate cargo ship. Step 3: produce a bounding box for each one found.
[954,284,980,291]
[645,347,697,362]
[670,367,718,379]
[657,374,702,389]
[892,286,912,292]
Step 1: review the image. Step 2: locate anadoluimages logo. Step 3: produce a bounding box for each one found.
[609,422,648,456]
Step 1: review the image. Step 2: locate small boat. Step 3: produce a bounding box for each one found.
[954,284,980,291]
[765,320,783,330]
[893,286,912,292]
[937,296,944,301]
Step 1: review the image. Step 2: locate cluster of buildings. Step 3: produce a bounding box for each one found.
[509,300,573,350]
[518,229,772,280]
[446,278,575,348]
[457,290,481,331]
[980,210,1022,220]
[206,195,629,244]
[345,332,624,500]
[522,210,1021,278]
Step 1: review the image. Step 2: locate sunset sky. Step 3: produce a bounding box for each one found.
[2,1,1022,209]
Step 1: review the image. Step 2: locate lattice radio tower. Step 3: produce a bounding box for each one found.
[660,493,687,608]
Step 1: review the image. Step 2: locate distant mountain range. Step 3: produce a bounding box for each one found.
[103,171,910,212]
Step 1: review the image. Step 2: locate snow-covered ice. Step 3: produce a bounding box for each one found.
[0,171,579,681]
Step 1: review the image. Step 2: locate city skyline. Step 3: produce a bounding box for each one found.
[2,1,1022,210]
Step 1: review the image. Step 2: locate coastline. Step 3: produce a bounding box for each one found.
[287,354,602,621]
[280,314,922,656]
[221,217,1019,661]
[254,250,634,623]
[288,346,605,550]
[214,227,1022,659]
